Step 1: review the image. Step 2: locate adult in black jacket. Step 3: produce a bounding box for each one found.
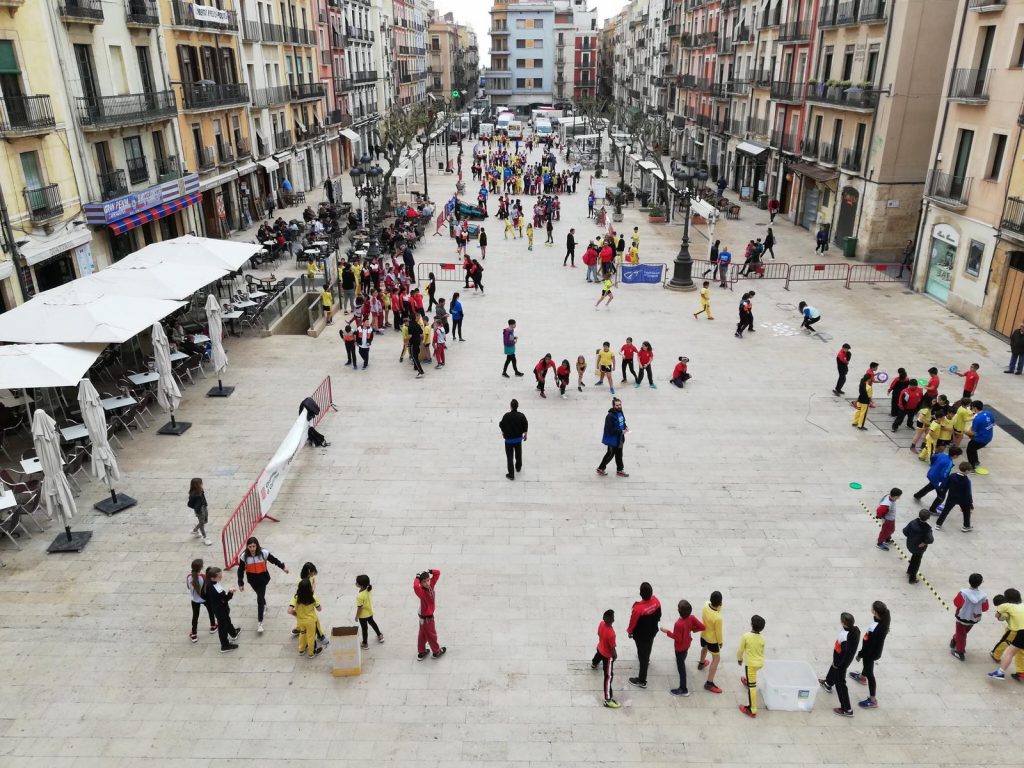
[849,600,890,709]
[819,612,860,716]
[408,319,425,378]
[903,510,934,584]
[498,399,528,480]
[564,228,576,267]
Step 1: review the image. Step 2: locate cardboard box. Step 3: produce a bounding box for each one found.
[330,626,362,677]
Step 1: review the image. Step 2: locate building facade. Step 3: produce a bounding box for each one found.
[913,0,1024,337]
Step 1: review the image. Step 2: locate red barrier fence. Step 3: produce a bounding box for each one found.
[221,374,333,569]
[433,210,448,236]
[847,262,910,287]
[416,262,466,282]
[785,262,851,289]
[736,261,790,281]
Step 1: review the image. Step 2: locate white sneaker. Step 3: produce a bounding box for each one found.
[257,623,264,634]
[203,538,212,546]
[191,529,202,538]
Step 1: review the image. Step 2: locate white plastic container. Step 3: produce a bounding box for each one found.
[759,660,819,711]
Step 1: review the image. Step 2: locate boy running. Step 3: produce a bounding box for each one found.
[694,281,714,320]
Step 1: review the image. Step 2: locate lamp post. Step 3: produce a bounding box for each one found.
[442,100,452,167]
[416,134,429,198]
[666,163,698,292]
[349,152,383,259]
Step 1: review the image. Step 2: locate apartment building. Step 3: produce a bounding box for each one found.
[487,0,596,114]
[394,0,429,108]
[428,13,481,103]
[914,0,1024,336]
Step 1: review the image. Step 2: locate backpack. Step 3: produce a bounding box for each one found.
[307,426,328,447]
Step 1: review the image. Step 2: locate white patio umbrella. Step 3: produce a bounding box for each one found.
[204,294,234,398]
[0,343,107,389]
[0,287,184,344]
[31,409,91,553]
[151,322,190,436]
[131,235,260,272]
[81,257,229,301]
[77,379,136,515]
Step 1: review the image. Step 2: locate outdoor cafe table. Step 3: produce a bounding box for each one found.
[192,334,211,345]
[59,423,89,442]
[168,351,188,363]
[223,310,243,337]
[20,455,64,475]
[0,487,16,511]
[100,395,137,412]
[128,371,160,387]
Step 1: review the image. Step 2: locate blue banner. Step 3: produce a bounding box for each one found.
[621,264,664,284]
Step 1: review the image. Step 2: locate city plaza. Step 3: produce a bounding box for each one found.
[0,145,1022,766]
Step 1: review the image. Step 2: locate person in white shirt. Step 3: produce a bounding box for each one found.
[799,301,821,331]
[356,321,373,369]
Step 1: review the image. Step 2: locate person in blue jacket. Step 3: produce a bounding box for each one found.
[596,397,629,477]
[965,401,995,470]
[450,292,464,341]
[912,446,962,514]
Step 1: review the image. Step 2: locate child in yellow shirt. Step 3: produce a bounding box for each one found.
[354,574,384,650]
[288,577,323,657]
[694,281,714,320]
[738,614,766,718]
[918,407,945,461]
[909,405,932,453]
[697,591,724,693]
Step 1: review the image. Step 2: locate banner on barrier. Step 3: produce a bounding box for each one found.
[256,413,309,518]
[621,264,665,284]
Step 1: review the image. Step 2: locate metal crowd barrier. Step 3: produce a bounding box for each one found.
[416,262,466,283]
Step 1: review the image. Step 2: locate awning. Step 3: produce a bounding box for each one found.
[235,161,258,176]
[788,161,839,183]
[575,133,599,140]
[19,226,93,267]
[651,167,666,181]
[199,169,240,192]
[295,118,307,132]
[109,192,202,236]
[257,157,279,173]
[736,141,768,157]
[340,128,360,143]
[0,259,13,281]
[638,160,657,171]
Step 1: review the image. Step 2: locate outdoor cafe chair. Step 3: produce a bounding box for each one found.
[0,506,31,550]
[0,468,39,496]
[63,446,89,496]
[14,489,46,533]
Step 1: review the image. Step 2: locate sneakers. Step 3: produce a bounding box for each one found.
[704,682,722,694]
[740,676,748,687]
[988,670,1006,680]
[577,385,582,392]
[649,383,657,388]
[961,526,973,532]
[634,382,641,388]
[591,661,600,670]
[858,698,878,709]
[257,623,264,634]
[561,394,567,400]
[191,529,202,538]
[204,538,212,546]
[291,628,301,636]
[609,388,615,395]
[502,373,510,378]
[361,642,369,650]
[417,651,429,660]
[627,677,646,689]
[697,660,709,671]
[738,704,756,718]
[616,471,630,477]
[669,688,689,696]
[313,646,323,656]
[506,473,515,480]
[210,623,218,634]
[950,649,965,662]
[377,634,384,644]
[432,647,447,658]
[833,708,854,717]
[416,373,424,379]
[596,468,607,476]
[818,679,833,693]
[189,633,198,643]
[220,644,239,653]
[849,672,866,684]
[514,372,524,377]
[604,699,621,709]
[876,543,889,551]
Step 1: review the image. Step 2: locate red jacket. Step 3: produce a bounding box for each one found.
[599,246,614,264]
[925,375,940,396]
[663,615,705,652]
[900,386,923,410]
[672,361,688,379]
[596,621,616,657]
[534,358,555,375]
[627,596,662,635]
[413,569,440,616]
[836,348,851,366]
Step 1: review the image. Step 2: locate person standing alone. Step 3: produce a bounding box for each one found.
[413,569,446,660]
[564,228,576,267]
[596,397,629,477]
[834,343,852,395]
[626,582,662,690]
[501,319,523,377]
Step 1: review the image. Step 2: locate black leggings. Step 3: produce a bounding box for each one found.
[859,656,877,697]
[452,317,463,340]
[620,359,637,383]
[247,576,269,622]
[359,616,382,644]
[191,601,216,634]
[215,610,237,649]
[503,354,520,375]
[636,364,653,385]
[410,342,424,374]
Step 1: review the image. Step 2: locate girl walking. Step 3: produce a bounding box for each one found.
[450,293,464,341]
[187,558,217,643]
[237,536,289,633]
[852,373,873,430]
[288,578,323,657]
[426,273,437,313]
[635,342,655,388]
[187,478,212,546]
[594,342,617,394]
[205,566,241,652]
[355,574,384,650]
[478,227,487,259]
[526,223,534,251]
[849,601,890,709]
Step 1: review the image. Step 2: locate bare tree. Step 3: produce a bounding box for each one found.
[623,107,675,222]
[573,96,612,178]
[377,101,438,207]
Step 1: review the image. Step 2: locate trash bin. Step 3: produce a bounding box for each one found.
[330,626,362,677]
[843,236,858,259]
[757,193,768,210]
[760,660,819,711]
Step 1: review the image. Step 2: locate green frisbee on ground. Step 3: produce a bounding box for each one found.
[849,482,863,490]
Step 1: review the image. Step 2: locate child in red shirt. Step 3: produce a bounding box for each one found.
[591,609,619,708]
[556,359,571,399]
[635,341,656,388]
[412,569,445,660]
[671,357,691,388]
[661,600,705,696]
[534,353,555,398]
[620,337,638,384]
[956,363,980,399]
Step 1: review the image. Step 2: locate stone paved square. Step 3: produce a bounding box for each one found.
[1,152,1023,767]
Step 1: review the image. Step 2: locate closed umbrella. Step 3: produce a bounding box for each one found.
[31,409,91,553]
[151,322,190,436]
[77,379,136,515]
[204,294,234,397]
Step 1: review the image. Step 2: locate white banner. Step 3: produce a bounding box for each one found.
[191,3,230,24]
[256,413,308,516]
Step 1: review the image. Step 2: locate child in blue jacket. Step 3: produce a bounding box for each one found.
[935,461,974,532]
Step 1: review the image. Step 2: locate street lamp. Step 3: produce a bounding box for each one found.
[416,133,429,198]
[349,152,384,259]
[666,163,700,292]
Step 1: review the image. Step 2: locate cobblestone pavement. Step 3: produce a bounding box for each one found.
[0,140,1022,767]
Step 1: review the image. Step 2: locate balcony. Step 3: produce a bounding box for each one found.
[291,81,326,100]
[709,82,729,98]
[23,184,63,221]
[770,129,797,152]
[668,23,680,36]
[778,21,811,43]
[77,91,176,129]
[181,82,250,110]
[746,116,769,136]
[694,30,718,47]
[818,142,838,164]
[925,169,971,209]
[717,37,734,55]
[216,142,234,165]
[800,137,819,157]
[712,117,730,134]
[98,169,129,201]
[734,25,754,44]
[260,21,284,42]
[274,130,293,150]
[760,6,783,28]
[489,26,509,35]
[750,69,773,88]
[727,79,751,96]
[818,1,858,27]
[196,146,215,171]
[326,109,353,128]
[1001,197,1024,240]
[284,25,315,45]
[841,147,862,173]
[253,85,289,107]
[968,0,1006,10]
[859,0,888,22]
[59,0,103,23]
[237,137,252,158]
[0,95,56,136]
[805,82,879,110]
[729,118,744,135]
[948,68,990,103]
[171,0,238,31]
[352,70,377,84]
[770,81,805,103]
[126,156,149,184]
[242,19,261,41]
[125,0,159,25]
[156,155,183,182]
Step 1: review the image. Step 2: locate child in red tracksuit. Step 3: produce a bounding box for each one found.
[661,600,705,696]
[874,488,902,551]
[950,572,988,661]
[591,609,619,708]
[413,569,446,660]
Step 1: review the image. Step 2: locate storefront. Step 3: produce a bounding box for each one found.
[925,223,959,303]
[734,142,768,201]
[84,174,202,263]
[16,225,94,298]
[199,169,241,238]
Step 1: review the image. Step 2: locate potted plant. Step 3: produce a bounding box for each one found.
[648,205,666,224]
[612,190,625,222]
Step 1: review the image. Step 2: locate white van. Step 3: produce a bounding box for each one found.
[496,111,514,133]
[508,120,524,140]
[459,114,471,134]
[534,118,553,138]
[479,122,494,138]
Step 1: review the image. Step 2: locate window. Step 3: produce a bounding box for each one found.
[124,135,147,184]
[534,58,542,67]
[865,45,880,85]
[965,239,984,277]
[516,77,526,87]
[534,18,543,28]
[987,133,1007,180]
[516,58,526,67]
[534,38,543,48]
[516,39,526,48]
[1013,24,1024,68]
